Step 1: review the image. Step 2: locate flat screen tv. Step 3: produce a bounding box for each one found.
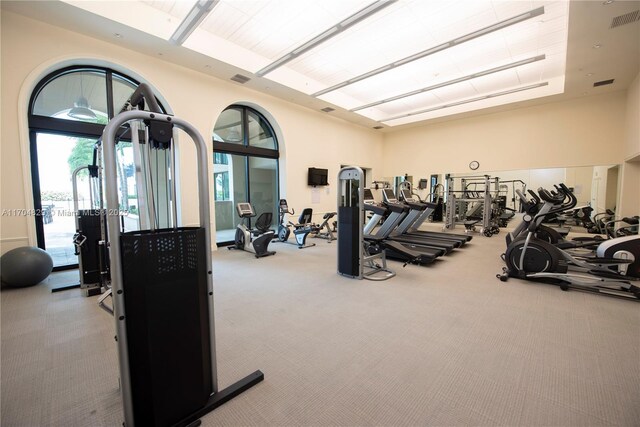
[308,167,328,186]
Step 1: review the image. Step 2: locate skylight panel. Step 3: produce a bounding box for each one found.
[62,0,196,39]
[64,0,570,127]
[379,82,552,125]
[283,1,438,84]
[470,69,521,93]
[491,0,537,21]
[192,0,373,69]
[371,92,444,117]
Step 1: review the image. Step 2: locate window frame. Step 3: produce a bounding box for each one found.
[27,65,165,269]
[212,105,280,245]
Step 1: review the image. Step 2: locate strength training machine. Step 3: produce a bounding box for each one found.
[102,83,263,426]
[70,142,111,297]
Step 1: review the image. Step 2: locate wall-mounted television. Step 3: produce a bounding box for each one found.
[308,167,329,186]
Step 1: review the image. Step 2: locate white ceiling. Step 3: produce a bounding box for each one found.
[2,0,639,131]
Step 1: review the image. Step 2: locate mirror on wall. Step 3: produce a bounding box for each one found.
[435,165,620,215]
[378,165,620,217]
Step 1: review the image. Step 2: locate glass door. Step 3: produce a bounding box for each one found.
[214,153,247,244]
[33,133,94,267]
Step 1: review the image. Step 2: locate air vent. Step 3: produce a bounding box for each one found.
[373,126,384,129]
[594,79,615,87]
[230,74,251,84]
[321,107,335,113]
[610,10,639,28]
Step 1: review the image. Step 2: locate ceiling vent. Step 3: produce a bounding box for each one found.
[321,107,335,113]
[593,79,615,87]
[230,74,251,84]
[610,10,640,29]
[373,126,384,129]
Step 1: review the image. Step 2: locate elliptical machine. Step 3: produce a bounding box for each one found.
[230,202,276,258]
[498,183,640,301]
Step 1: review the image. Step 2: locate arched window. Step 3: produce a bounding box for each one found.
[28,66,166,269]
[212,105,279,245]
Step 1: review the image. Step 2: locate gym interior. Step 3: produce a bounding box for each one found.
[1,1,639,426]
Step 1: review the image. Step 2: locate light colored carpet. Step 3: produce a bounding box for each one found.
[2,225,639,426]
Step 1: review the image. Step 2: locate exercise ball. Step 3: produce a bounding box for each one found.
[1,247,53,288]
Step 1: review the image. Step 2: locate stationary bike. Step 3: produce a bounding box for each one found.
[498,184,640,301]
[229,202,276,258]
[276,199,318,249]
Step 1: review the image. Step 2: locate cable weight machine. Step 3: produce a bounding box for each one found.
[337,166,395,280]
[102,84,263,426]
[71,142,110,297]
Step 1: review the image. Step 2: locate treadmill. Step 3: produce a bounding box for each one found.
[393,189,472,245]
[363,189,444,264]
[379,189,460,252]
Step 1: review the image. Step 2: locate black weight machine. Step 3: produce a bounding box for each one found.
[65,142,112,297]
[102,84,263,426]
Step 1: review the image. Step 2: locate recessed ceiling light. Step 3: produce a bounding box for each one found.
[204,65,211,69]
[602,0,614,5]
[586,73,594,76]
[114,33,123,38]
[593,43,602,49]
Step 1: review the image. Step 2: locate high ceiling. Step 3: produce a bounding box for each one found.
[2,0,639,130]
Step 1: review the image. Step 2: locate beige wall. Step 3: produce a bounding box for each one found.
[624,72,640,158]
[381,90,638,217]
[0,11,383,253]
[381,92,627,178]
[618,72,640,217]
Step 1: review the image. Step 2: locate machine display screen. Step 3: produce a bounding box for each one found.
[383,188,397,202]
[401,190,415,202]
[237,203,253,214]
[363,189,374,202]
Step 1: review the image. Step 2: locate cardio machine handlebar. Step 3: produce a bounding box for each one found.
[527,184,577,232]
[537,187,565,204]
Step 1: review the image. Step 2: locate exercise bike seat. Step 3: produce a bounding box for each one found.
[296,208,313,226]
[252,212,274,236]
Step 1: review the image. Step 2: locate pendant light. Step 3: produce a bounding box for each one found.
[68,74,97,120]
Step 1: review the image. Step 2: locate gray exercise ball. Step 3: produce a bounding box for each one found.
[1,246,53,288]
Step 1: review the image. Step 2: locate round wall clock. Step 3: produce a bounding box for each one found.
[469,160,480,170]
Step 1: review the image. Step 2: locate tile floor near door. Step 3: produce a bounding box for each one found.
[1,224,639,426]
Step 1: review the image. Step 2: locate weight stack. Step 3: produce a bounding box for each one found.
[120,226,212,427]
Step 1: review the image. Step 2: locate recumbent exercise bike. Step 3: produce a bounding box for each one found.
[276,199,319,249]
[229,202,276,258]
